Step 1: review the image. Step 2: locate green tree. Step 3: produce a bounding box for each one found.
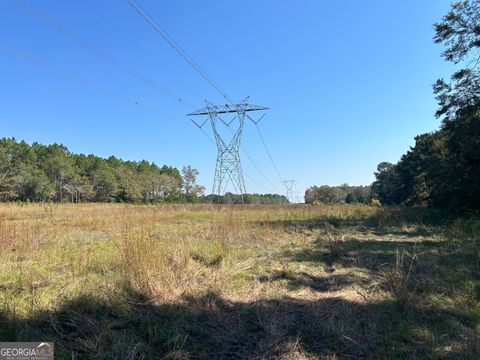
[182,165,205,202]
[0,137,203,205]
[305,184,371,204]
[433,0,480,120]
[0,144,17,201]
[437,103,480,209]
[371,162,399,205]
[116,166,143,203]
[345,193,355,204]
[91,167,117,202]
[16,169,54,202]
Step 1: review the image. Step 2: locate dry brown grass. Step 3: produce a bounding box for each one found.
[0,203,478,358]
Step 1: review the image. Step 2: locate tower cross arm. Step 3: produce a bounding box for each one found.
[187,103,269,116]
[187,99,269,203]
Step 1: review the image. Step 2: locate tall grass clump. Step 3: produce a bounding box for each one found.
[117,221,191,301]
[0,218,41,254]
[381,249,418,306]
[115,213,240,302]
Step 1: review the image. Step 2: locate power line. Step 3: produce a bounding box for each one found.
[0,40,207,142]
[240,145,282,191]
[125,0,287,194]
[0,41,143,113]
[8,0,194,109]
[254,123,284,182]
[196,126,278,193]
[125,0,234,104]
[180,0,285,188]
[243,171,277,193]
[194,106,281,193]
[181,1,284,192]
[183,0,246,95]
[0,39,242,176]
[2,8,280,195]
[9,0,283,194]
[222,118,281,192]
[81,0,199,106]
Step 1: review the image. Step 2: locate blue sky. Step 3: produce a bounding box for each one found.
[0,0,454,196]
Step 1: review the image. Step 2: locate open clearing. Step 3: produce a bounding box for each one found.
[0,204,479,359]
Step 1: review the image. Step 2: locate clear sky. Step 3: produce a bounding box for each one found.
[0,0,455,197]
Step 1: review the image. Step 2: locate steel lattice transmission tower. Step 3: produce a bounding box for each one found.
[282,180,297,204]
[189,98,268,202]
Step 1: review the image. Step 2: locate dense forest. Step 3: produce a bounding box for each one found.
[371,1,479,211]
[0,138,202,203]
[304,185,371,204]
[0,138,290,204]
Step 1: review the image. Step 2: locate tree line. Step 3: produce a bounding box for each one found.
[0,138,290,205]
[371,1,479,211]
[0,138,204,203]
[304,185,372,205]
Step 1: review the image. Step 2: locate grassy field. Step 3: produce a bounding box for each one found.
[0,203,479,359]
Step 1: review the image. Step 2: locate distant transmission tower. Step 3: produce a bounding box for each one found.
[282,180,297,204]
[189,98,268,202]
[294,191,302,204]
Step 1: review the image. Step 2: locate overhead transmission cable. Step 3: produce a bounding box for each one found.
[126,0,283,190]
[183,0,247,96]
[8,0,194,109]
[85,0,279,190]
[180,0,285,185]
[240,146,281,191]
[222,122,281,191]
[125,0,234,104]
[201,131,276,193]
[195,125,277,192]
[28,0,279,192]
[0,40,227,150]
[0,40,192,127]
[243,172,277,193]
[254,124,285,182]
[183,0,280,189]
[4,2,280,193]
[0,40,240,178]
[81,0,200,107]
[0,40,278,193]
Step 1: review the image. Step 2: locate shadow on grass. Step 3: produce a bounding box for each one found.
[258,271,357,292]
[255,206,454,233]
[1,207,476,358]
[282,235,478,303]
[256,206,464,276]
[0,287,477,359]
[289,238,443,271]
